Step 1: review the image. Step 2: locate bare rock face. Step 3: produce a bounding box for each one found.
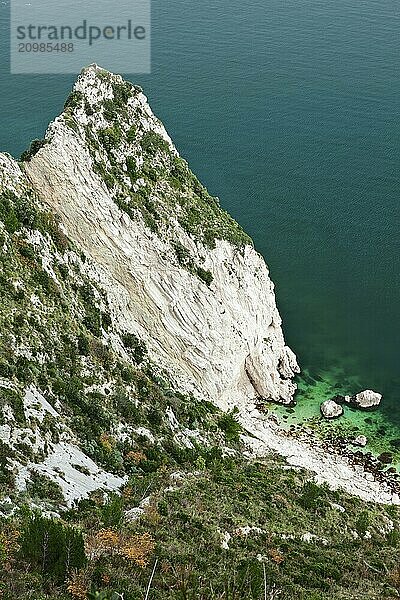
[24,64,300,410]
[320,399,343,419]
[351,390,382,410]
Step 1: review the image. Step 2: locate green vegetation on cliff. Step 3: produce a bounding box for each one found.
[3,164,399,600]
[60,68,252,259]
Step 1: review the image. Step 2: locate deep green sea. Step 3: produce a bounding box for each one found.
[0,1,399,457]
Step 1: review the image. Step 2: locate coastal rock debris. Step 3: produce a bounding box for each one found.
[352,435,368,447]
[350,389,382,409]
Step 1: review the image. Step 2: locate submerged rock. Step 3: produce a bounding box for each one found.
[331,394,350,405]
[378,452,393,465]
[320,399,343,419]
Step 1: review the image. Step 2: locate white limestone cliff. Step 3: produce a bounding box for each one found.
[24,64,299,411]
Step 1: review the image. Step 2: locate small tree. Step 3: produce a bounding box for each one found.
[19,514,86,581]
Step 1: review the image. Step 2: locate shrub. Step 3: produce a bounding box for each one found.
[355,510,370,536]
[89,341,112,368]
[87,592,124,600]
[33,268,59,296]
[217,409,241,442]
[119,532,155,566]
[140,131,170,156]
[17,241,36,262]
[83,308,101,337]
[112,388,142,424]
[98,127,122,153]
[39,212,69,252]
[196,267,213,286]
[86,528,155,568]
[0,441,16,489]
[101,493,124,528]
[77,334,90,356]
[169,156,190,187]
[101,311,112,331]
[173,241,192,268]
[0,190,39,233]
[3,208,19,234]
[126,125,137,143]
[20,139,49,162]
[112,81,132,106]
[126,156,138,183]
[64,113,80,133]
[299,481,326,512]
[64,90,84,110]
[102,98,117,121]
[0,388,26,426]
[26,471,64,503]
[121,333,146,364]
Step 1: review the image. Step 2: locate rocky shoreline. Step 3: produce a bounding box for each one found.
[286,422,400,494]
[238,402,400,505]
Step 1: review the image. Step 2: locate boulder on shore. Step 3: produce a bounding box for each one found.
[320,400,343,419]
[352,435,368,448]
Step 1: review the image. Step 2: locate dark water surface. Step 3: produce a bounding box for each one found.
[1,0,399,452]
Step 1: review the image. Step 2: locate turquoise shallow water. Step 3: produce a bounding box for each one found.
[0,1,399,458]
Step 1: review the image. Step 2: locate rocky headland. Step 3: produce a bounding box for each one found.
[0,65,397,513]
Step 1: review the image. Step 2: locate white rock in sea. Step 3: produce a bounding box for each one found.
[320,399,343,419]
[352,390,382,410]
[352,435,368,447]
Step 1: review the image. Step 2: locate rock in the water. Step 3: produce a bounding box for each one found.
[332,395,351,405]
[352,390,382,410]
[352,435,368,447]
[378,452,393,465]
[320,400,343,419]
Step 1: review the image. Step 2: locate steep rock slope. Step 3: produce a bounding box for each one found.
[1,65,300,507]
[0,150,226,506]
[24,64,299,411]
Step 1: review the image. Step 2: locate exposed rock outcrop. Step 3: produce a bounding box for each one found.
[332,390,382,411]
[23,64,299,410]
[352,435,368,448]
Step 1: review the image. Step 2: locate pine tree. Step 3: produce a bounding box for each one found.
[19,514,86,581]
